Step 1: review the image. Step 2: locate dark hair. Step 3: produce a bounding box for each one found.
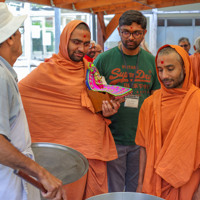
[75,22,90,32]
[119,10,147,29]
[158,46,184,67]
[178,37,190,45]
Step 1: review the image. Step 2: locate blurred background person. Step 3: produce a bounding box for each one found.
[94,44,103,60]
[178,37,191,55]
[140,38,151,54]
[190,36,200,87]
[84,40,96,62]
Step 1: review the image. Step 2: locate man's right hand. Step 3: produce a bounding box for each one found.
[0,135,67,200]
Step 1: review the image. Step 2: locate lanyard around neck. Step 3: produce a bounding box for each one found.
[120,46,140,89]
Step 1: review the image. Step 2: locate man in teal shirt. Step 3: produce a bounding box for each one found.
[94,10,160,192]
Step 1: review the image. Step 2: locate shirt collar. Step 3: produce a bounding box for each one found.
[0,56,18,82]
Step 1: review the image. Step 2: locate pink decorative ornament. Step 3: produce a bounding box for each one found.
[86,63,133,99]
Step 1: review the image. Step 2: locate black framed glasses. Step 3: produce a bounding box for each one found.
[96,50,103,53]
[179,44,189,48]
[19,26,24,34]
[89,43,96,49]
[120,30,144,39]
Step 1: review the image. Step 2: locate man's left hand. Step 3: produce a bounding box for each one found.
[102,100,120,117]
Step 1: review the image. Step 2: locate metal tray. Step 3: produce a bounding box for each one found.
[86,192,165,200]
[31,142,89,185]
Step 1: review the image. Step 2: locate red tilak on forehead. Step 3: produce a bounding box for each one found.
[161,61,164,64]
[130,27,133,29]
[83,35,86,38]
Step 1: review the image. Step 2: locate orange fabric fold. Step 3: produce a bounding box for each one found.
[18,20,117,162]
[63,160,107,200]
[135,45,200,200]
[190,52,200,87]
[84,160,108,199]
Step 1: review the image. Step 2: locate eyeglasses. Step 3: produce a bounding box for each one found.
[96,50,103,53]
[89,44,96,49]
[19,26,24,34]
[179,44,189,48]
[120,30,144,39]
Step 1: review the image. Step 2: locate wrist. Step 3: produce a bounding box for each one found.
[137,178,144,185]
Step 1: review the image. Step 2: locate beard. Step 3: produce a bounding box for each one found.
[122,39,141,50]
[69,50,84,62]
[162,72,185,89]
[87,51,96,58]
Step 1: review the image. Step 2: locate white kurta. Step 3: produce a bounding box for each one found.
[0,60,40,200]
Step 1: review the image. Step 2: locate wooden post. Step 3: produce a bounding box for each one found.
[97,12,105,50]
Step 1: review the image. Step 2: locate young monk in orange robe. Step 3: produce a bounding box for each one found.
[18,20,120,200]
[135,44,200,200]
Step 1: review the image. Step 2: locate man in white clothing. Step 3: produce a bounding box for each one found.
[0,3,66,200]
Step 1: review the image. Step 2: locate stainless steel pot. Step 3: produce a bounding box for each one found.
[86,192,165,200]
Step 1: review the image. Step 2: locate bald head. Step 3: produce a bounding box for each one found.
[194,36,200,53]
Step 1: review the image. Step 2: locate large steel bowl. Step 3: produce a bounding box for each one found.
[86,192,165,200]
[31,142,89,200]
[31,142,89,185]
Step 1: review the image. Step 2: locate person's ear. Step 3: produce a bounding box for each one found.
[6,35,15,46]
[193,45,196,51]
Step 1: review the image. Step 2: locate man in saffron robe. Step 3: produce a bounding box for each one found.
[135,44,200,200]
[18,20,120,200]
[190,36,200,87]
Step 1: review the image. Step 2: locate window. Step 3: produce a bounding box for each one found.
[167,19,192,26]
[158,19,165,26]
[195,19,200,25]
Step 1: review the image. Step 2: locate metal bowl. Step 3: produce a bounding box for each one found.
[86,192,165,200]
[31,142,89,185]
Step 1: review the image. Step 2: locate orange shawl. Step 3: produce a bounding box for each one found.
[135,45,200,200]
[18,20,117,161]
[190,52,200,87]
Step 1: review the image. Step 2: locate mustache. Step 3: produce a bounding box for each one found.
[127,39,136,42]
[162,78,172,81]
[75,50,84,54]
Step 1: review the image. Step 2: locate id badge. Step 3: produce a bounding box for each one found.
[124,94,139,108]
[101,76,107,85]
